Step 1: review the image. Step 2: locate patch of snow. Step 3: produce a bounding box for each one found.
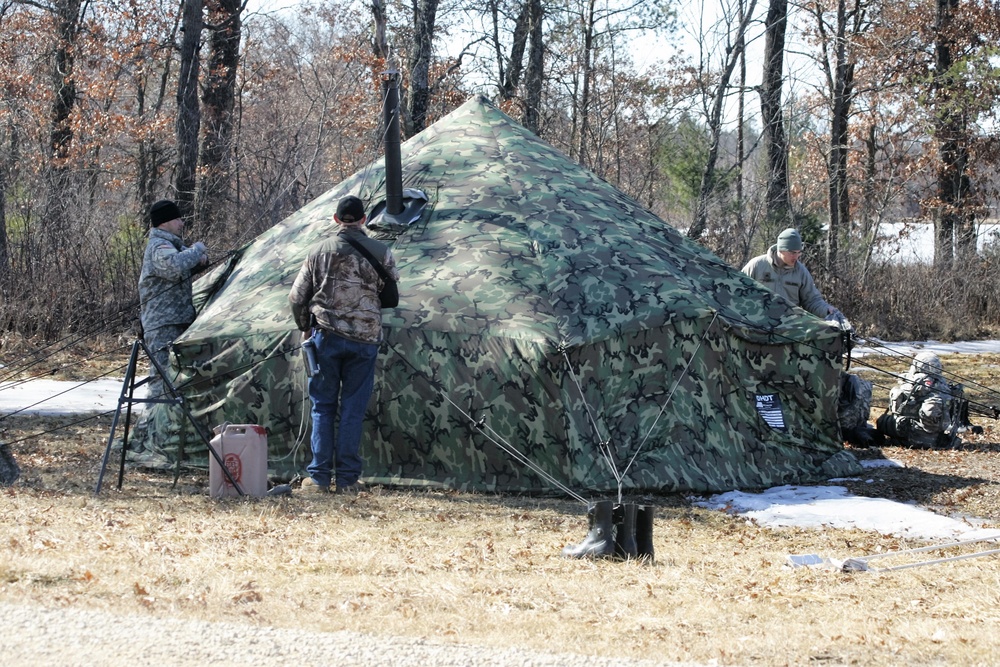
[0,378,140,416]
[693,485,1000,542]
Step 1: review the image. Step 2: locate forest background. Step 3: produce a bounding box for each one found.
[2,0,1000,345]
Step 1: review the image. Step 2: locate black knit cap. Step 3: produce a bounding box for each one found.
[336,196,365,224]
[149,200,182,227]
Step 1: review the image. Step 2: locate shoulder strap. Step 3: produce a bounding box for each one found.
[344,236,394,284]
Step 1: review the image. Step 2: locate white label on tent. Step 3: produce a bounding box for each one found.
[755,393,786,431]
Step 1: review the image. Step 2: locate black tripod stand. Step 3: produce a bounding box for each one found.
[95,339,243,495]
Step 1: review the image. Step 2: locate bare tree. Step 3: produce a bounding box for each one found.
[522,0,543,133]
[807,0,868,268]
[687,0,758,241]
[493,0,531,101]
[761,0,791,230]
[176,0,204,216]
[197,0,243,234]
[49,0,83,163]
[408,0,440,134]
[932,0,969,269]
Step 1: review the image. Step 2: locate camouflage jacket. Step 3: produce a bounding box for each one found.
[139,228,206,333]
[889,372,955,434]
[288,226,399,344]
[741,245,833,318]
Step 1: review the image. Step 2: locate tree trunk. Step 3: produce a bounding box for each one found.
[408,0,440,135]
[0,150,8,283]
[736,0,747,242]
[933,0,973,269]
[523,0,544,134]
[197,0,242,235]
[576,0,596,166]
[497,0,531,101]
[50,0,83,163]
[827,0,855,268]
[761,0,791,230]
[372,0,389,60]
[176,0,204,217]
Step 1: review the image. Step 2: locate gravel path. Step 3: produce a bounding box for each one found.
[0,602,692,666]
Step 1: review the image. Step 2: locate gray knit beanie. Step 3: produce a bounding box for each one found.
[776,228,803,252]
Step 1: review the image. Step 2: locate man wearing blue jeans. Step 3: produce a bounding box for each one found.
[288,195,399,494]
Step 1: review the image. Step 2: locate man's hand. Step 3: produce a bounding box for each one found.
[192,241,209,265]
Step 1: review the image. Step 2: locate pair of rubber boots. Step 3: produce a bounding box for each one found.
[561,500,654,562]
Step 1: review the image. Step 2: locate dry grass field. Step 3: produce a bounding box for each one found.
[1,347,1000,665]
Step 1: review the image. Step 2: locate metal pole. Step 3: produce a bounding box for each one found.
[383,68,403,216]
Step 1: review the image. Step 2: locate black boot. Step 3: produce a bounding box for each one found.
[562,500,615,559]
[635,505,655,563]
[613,502,638,560]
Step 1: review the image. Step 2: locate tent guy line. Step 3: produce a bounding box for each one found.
[619,312,720,487]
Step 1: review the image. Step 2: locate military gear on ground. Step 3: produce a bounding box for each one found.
[838,373,879,446]
[635,506,655,562]
[613,502,639,560]
[564,501,653,561]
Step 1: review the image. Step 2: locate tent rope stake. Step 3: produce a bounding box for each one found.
[842,533,1000,572]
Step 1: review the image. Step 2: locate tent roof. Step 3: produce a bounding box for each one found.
[186,95,833,351]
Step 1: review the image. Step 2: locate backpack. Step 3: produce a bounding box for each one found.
[838,373,873,432]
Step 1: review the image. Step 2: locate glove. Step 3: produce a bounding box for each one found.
[192,241,207,255]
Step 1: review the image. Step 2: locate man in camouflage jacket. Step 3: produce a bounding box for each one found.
[288,195,399,494]
[138,200,208,418]
[742,228,843,321]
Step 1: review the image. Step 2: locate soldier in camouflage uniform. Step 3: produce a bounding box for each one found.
[289,196,399,494]
[742,228,844,321]
[877,351,964,449]
[131,200,208,461]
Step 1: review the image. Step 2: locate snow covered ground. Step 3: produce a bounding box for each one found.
[0,377,130,417]
[3,343,1000,548]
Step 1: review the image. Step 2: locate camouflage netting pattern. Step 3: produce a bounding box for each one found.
[140,95,861,495]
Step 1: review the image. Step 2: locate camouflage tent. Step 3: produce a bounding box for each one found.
[142,95,860,494]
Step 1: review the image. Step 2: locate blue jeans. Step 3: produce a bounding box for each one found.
[306,330,379,488]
